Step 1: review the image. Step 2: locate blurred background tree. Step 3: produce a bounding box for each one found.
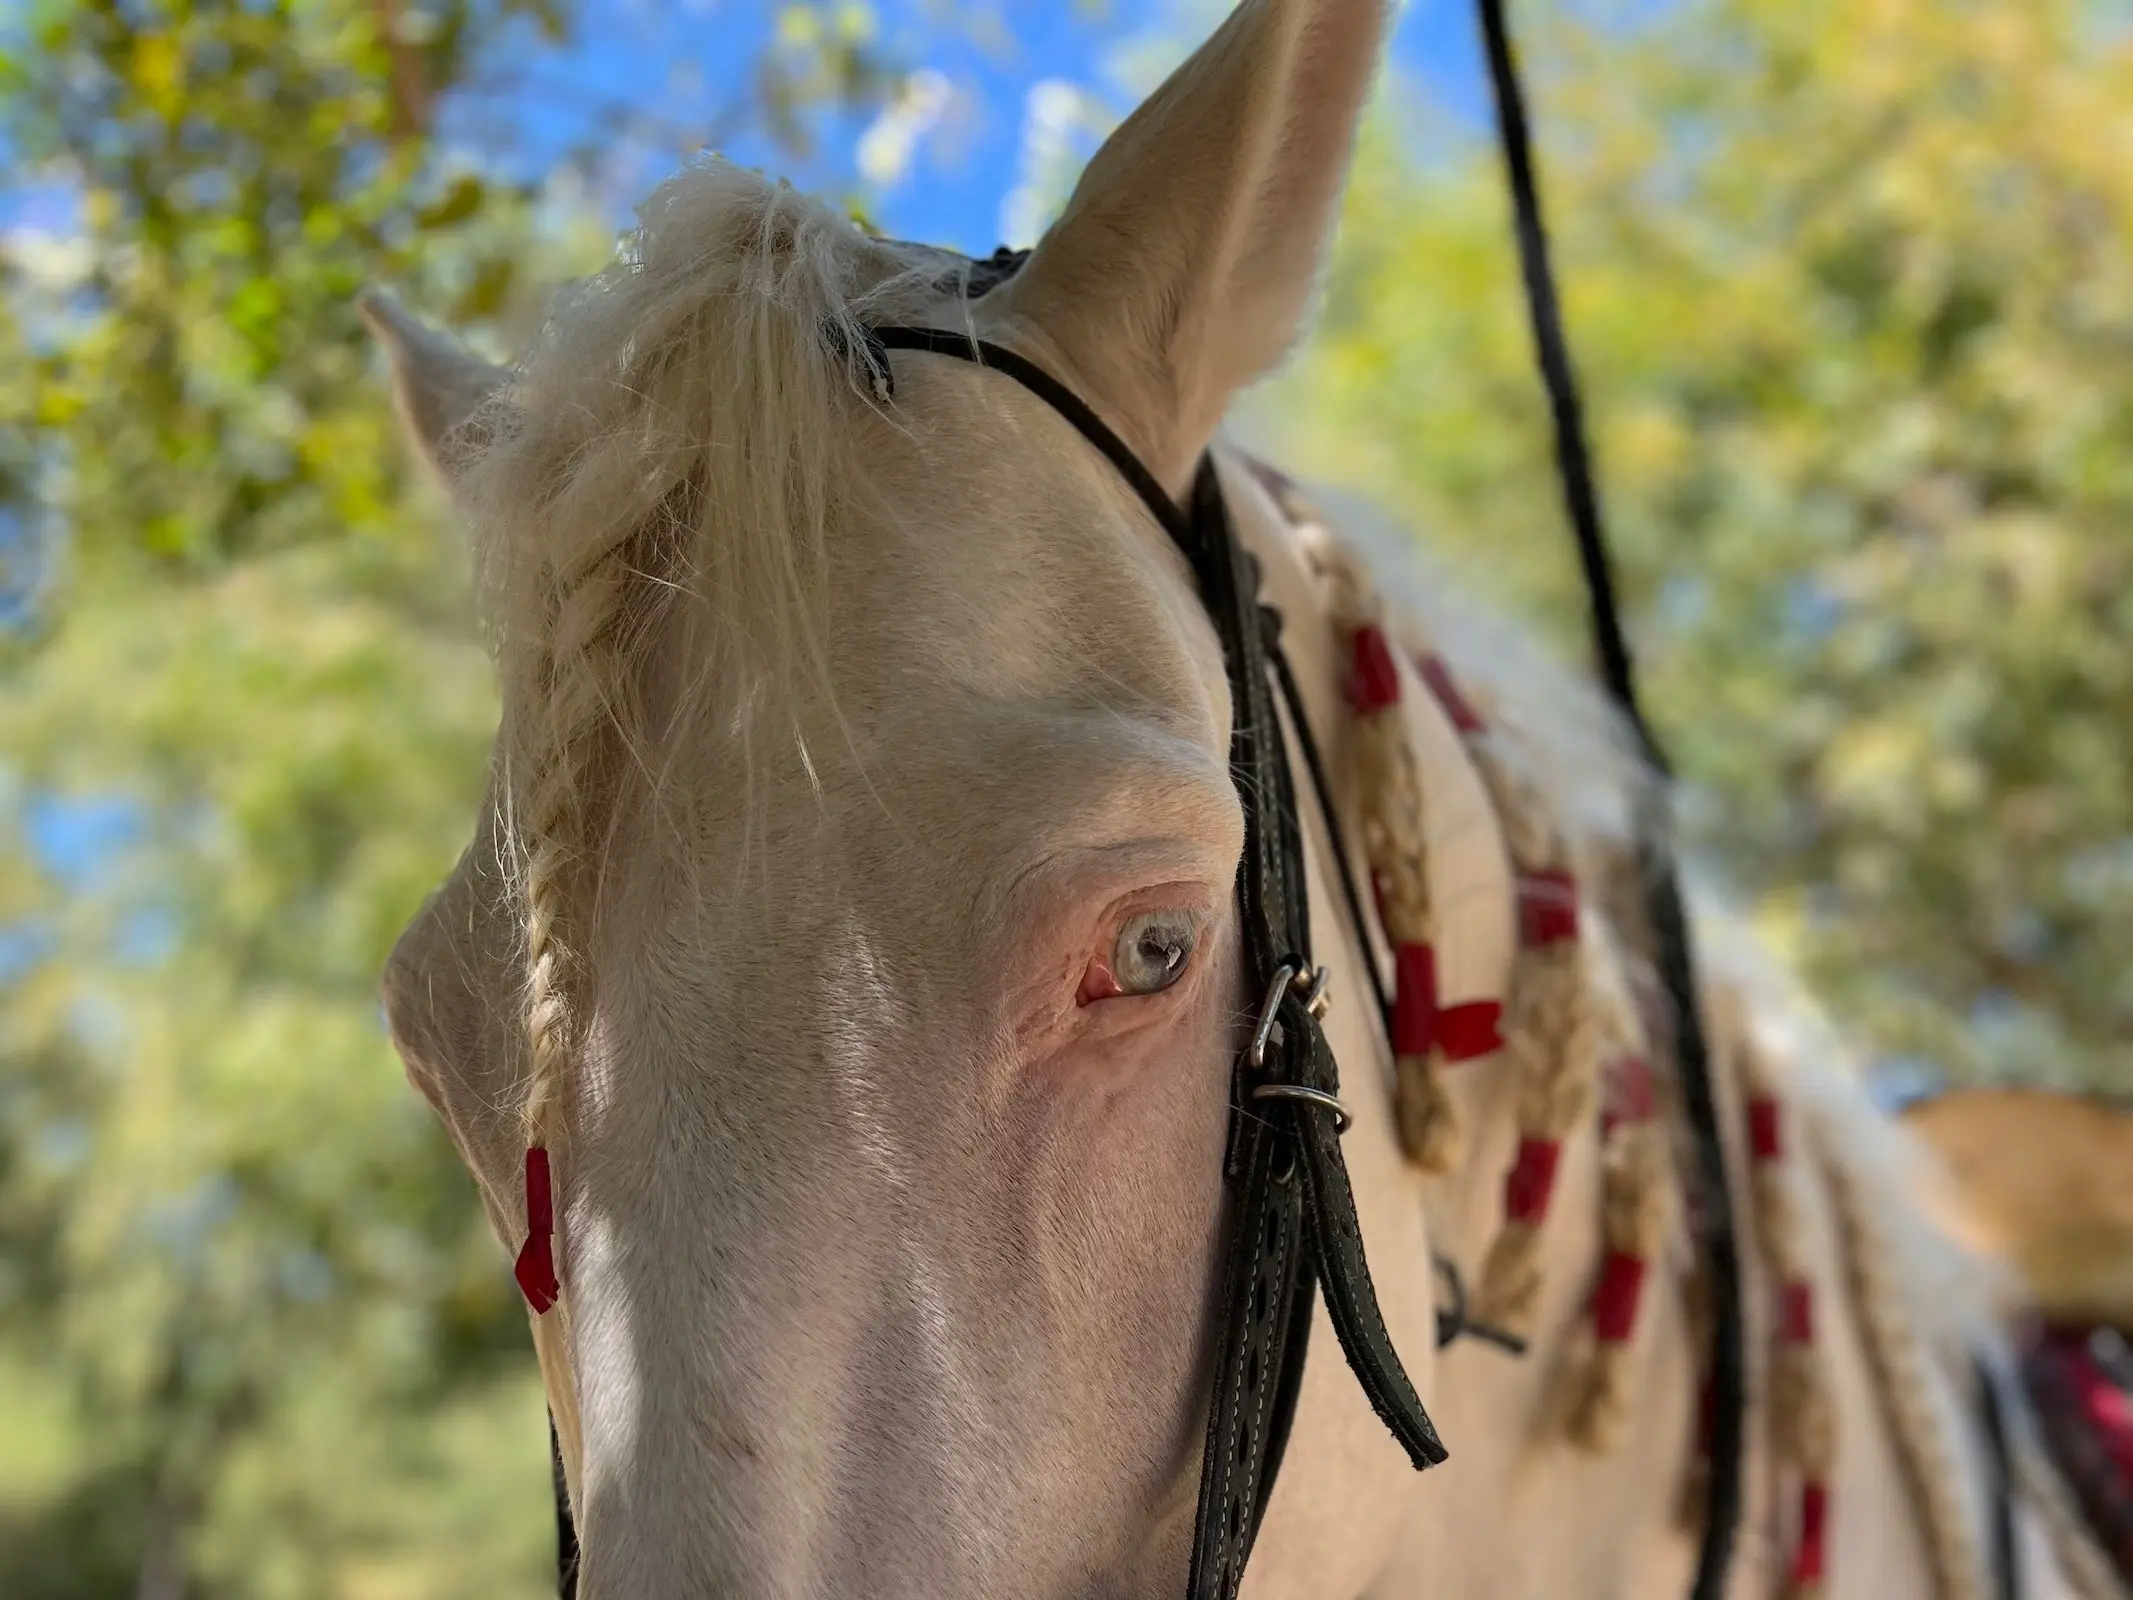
[1267,0,2133,1095]
[0,1,921,1593]
[3,0,2130,1593]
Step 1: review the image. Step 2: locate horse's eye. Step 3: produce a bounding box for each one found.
[1116,910,1199,994]
[1080,910,1202,1005]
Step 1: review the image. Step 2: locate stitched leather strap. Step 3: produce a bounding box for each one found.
[1286,991,1445,1470]
[1190,1062,1321,1598]
[1179,458,1443,1600]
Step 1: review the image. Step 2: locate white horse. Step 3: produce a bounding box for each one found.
[367,1,2126,1594]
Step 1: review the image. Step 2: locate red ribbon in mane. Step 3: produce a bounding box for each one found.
[1517,869,1580,947]
[1417,652,1485,734]
[1592,1250,1648,1344]
[1504,1137,1563,1224]
[515,1147,561,1315]
[1392,942,1504,1063]
[1345,626,1402,714]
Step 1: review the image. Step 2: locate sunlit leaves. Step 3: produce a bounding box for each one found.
[0,2,937,1589]
[1275,0,2133,1092]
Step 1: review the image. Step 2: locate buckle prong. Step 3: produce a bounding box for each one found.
[1248,962,1301,1069]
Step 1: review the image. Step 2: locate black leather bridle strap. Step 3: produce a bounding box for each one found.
[865,326,1205,560]
[552,1416,579,1599]
[871,325,1444,1600]
[1976,1356,2022,1600]
[1268,633,1392,1041]
[1180,455,1444,1599]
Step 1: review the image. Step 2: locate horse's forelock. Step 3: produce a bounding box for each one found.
[448,159,950,1176]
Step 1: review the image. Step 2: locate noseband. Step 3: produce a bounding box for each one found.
[867,319,1446,1597]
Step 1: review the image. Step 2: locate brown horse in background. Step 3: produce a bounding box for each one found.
[1906,1089,2133,1332]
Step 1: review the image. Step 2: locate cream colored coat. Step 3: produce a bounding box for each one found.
[369,1,2120,1595]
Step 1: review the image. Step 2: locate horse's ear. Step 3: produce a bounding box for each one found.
[357,289,510,486]
[984,0,1387,492]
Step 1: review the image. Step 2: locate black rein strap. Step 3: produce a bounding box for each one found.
[1480,11,2033,1594]
[870,323,1445,1600]
[1473,4,1747,1597]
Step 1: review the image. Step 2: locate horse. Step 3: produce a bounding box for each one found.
[1905,1089,2133,1336]
[365,0,2128,1593]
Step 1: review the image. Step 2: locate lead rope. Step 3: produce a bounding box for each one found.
[1472,3,1746,1595]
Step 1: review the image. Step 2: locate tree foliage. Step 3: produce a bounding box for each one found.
[6,0,2132,1592]
[1272,0,2133,1093]
[0,2,909,1593]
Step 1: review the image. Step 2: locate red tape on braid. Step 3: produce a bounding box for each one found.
[1747,1096,1783,1161]
[1504,1137,1563,1223]
[1518,868,1580,946]
[1592,1250,1648,1343]
[1393,943,1438,1056]
[1602,1054,1656,1138]
[1345,625,1402,714]
[1790,1481,1829,1587]
[515,1147,560,1315]
[1779,1280,1814,1345]
[1391,944,1501,1062]
[1437,1001,1504,1061]
[1416,652,1485,733]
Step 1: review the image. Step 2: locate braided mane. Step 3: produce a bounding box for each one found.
[449,162,947,1284]
[1264,471,2036,1598]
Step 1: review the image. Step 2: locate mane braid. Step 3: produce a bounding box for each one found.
[1730,1001,1839,1599]
[1454,688,1598,1347]
[454,160,945,1312]
[1563,939,1671,1452]
[1818,1125,1992,1600]
[2012,1426,2133,1600]
[1326,558,1465,1171]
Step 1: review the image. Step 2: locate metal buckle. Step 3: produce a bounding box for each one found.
[1246,962,1352,1133]
[1251,1082,1354,1134]
[1248,962,1335,1067]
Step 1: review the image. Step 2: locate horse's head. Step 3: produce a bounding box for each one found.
[375,4,1429,1594]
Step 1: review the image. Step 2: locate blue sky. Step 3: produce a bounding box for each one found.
[1,3,1494,281]
[3,0,1494,893]
[447,0,1493,256]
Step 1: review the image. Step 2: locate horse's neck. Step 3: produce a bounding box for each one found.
[1224,450,2099,1599]
[1221,451,1708,1592]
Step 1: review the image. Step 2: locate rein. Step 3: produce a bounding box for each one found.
[1472,3,1746,1593]
[1476,7,2022,1598]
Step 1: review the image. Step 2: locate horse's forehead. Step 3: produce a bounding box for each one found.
[830,354,1229,725]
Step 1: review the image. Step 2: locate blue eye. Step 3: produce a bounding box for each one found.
[1113,910,1199,996]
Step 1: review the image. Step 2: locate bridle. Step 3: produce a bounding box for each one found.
[543,267,1447,1595]
[865,318,1447,1598]
[516,7,2051,1584]
[536,253,2029,1597]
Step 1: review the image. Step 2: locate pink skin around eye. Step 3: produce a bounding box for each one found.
[1077,954,1126,1007]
